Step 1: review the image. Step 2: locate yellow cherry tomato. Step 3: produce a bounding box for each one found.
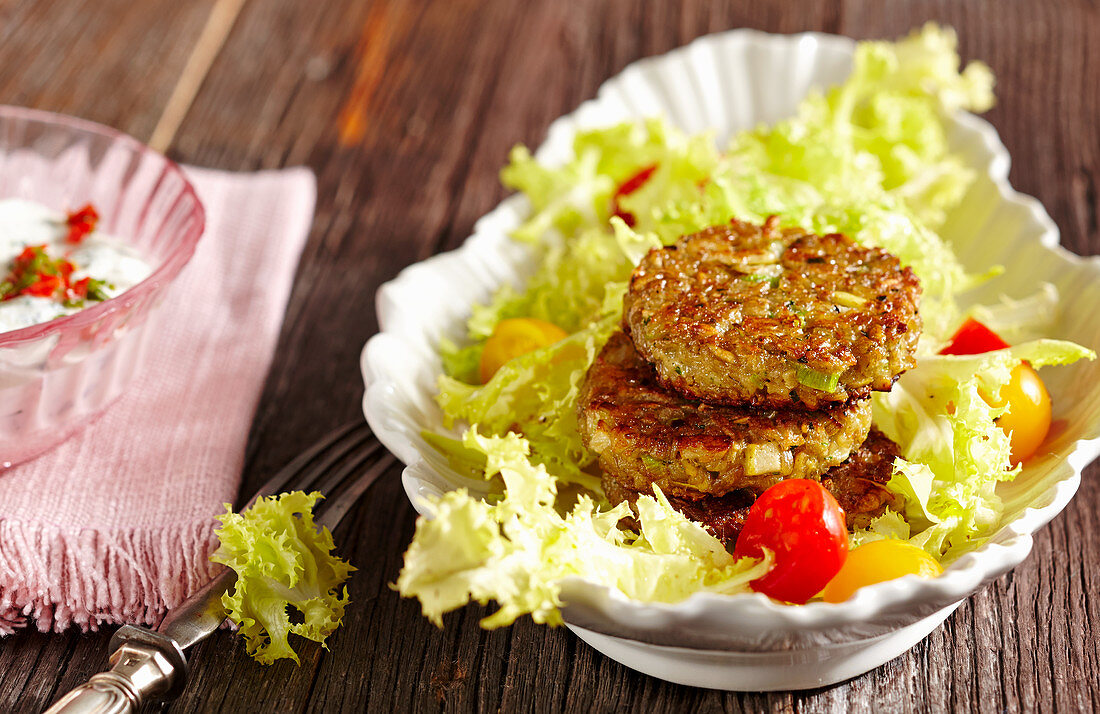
[821,539,943,604]
[478,318,569,384]
[987,363,1052,465]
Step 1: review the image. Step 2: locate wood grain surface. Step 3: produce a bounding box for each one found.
[1,0,1099,712]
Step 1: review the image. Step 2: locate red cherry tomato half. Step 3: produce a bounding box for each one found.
[733,479,849,604]
[939,317,1010,355]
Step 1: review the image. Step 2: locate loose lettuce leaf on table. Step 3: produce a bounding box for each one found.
[212,491,354,665]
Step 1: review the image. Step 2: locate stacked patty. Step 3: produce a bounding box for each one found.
[578,216,921,545]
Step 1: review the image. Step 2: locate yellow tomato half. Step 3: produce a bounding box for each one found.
[821,539,943,603]
[988,363,1052,465]
[478,318,569,384]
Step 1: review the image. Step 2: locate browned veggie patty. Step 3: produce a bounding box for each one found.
[602,429,902,545]
[622,217,922,409]
[577,332,872,500]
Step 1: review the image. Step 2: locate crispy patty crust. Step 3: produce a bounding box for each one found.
[623,217,922,409]
[820,428,902,530]
[578,332,873,499]
[602,429,902,545]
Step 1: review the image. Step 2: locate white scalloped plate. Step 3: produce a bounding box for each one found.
[361,29,1100,690]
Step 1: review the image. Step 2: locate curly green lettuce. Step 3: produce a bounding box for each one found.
[873,340,1095,560]
[212,491,354,665]
[398,430,771,627]
[438,317,618,490]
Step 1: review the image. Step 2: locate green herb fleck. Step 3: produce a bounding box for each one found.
[85,279,112,302]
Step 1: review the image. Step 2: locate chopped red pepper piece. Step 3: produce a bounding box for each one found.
[0,246,91,304]
[939,317,1011,355]
[65,204,99,245]
[0,203,105,305]
[16,246,40,263]
[21,273,61,297]
[70,276,91,299]
[610,163,658,228]
[615,164,658,197]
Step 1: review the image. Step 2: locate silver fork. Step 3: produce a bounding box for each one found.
[44,420,395,714]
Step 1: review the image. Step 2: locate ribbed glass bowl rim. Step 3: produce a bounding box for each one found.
[0,105,204,347]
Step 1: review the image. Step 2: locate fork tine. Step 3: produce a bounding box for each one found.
[312,439,384,496]
[286,428,377,496]
[243,419,396,532]
[247,421,372,506]
[314,451,397,531]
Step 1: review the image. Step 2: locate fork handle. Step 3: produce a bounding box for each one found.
[44,626,187,714]
[43,673,139,714]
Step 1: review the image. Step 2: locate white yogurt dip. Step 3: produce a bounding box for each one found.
[0,199,151,333]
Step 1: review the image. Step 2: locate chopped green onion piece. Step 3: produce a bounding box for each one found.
[740,273,781,288]
[796,365,841,393]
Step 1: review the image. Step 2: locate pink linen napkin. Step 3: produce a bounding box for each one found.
[0,165,316,633]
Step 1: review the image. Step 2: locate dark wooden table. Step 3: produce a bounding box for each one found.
[1,1,1099,711]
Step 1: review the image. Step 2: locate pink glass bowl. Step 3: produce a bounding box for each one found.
[0,107,204,468]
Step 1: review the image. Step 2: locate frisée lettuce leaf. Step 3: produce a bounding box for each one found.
[212,491,354,665]
[721,23,994,230]
[873,340,1095,559]
[964,283,1061,345]
[397,430,772,627]
[438,317,618,490]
